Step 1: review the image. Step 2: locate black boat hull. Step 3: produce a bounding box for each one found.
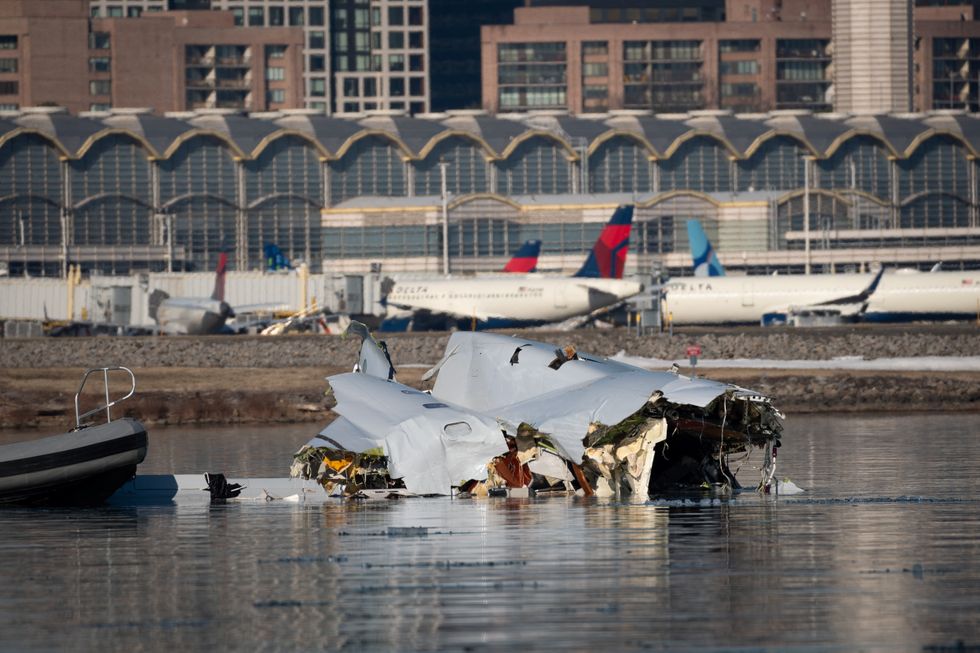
[0,418,148,506]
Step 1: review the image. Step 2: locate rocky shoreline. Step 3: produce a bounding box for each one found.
[2,324,978,429]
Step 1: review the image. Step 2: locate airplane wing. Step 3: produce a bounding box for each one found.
[760,268,885,326]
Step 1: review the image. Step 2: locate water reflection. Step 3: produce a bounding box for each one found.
[0,414,978,651]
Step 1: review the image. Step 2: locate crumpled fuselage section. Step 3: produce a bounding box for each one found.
[292,328,784,499]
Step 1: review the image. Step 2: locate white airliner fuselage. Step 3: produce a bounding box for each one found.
[154,297,233,335]
[663,270,980,325]
[385,275,643,326]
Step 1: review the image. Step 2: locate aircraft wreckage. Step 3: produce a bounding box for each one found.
[291,324,784,499]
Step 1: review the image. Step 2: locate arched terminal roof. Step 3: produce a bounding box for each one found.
[2,107,980,162]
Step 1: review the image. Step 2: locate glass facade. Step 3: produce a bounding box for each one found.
[1,113,978,276]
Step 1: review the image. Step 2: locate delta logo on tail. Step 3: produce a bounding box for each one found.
[687,219,726,277]
[573,205,634,279]
[502,239,542,273]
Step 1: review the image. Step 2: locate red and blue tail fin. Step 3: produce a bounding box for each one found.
[573,205,634,279]
[211,252,228,301]
[502,239,541,273]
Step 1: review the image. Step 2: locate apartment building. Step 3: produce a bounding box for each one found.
[90,0,430,114]
[482,0,980,115]
[0,1,304,113]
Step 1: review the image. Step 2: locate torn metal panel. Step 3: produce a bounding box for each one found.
[303,372,508,495]
[296,323,784,499]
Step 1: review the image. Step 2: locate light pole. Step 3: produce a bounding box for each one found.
[803,155,811,275]
[438,160,450,275]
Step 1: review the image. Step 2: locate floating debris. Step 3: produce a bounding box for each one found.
[292,323,784,499]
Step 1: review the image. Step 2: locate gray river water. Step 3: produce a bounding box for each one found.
[1,413,979,652]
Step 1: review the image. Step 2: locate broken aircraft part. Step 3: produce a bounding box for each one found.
[292,324,784,499]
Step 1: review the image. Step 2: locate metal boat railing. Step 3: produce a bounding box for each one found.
[74,366,136,428]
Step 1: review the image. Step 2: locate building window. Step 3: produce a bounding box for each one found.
[409,54,424,72]
[266,67,285,81]
[364,78,377,96]
[720,60,758,75]
[408,7,423,25]
[720,40,760,54]
[389,7,404,25]
[231,7,244,26]
[267,89,285,104]
[310,55,325,72]
[334,32,348,49]
[88,57,110,73]
[0,58,17,73]
[410,101,424,114]
[89,80,111,96]
[311,78,326,96]
[409,77,424,96]
[583,41,608,56]
[309,31,325,49]
[289,7,304,26]
[89,32,111,50]
[389,54,404,71]
[309,7,324,26]
[267,45,286,59]
[343,102,360,112]
[0,103,18,110]
[409,31,423,49]
[269,6,284,26]
[390,77,405,96]
[354,8,369,28]
[0,81,18,95]
[91,7,101,17]
[583,62,608,77]
[248,7,264,26]
[90,103,111,111]
[127,7,142,17]
[343,78,359,97]
[0,36,16,50]
[389,32,404,49]
[107,6,124,17]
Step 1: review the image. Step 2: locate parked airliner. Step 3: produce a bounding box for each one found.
[149,253,235,335]
[665,228,980,325]
[381,205,641,330]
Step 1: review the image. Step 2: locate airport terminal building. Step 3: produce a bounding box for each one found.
[1,105,980,278]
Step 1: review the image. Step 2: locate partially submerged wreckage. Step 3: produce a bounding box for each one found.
[292,324,784,499]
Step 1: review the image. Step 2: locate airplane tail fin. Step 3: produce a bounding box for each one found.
[573,204,634,279]
[148,289,170,321]
[264,243,292,271]
[211,252,228,301]
[502,239,541,273]
[687,219,725,277]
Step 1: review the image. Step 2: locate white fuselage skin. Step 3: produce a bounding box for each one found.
[387,275,643,323]
[663,271,980,325]
[155,297,231,335]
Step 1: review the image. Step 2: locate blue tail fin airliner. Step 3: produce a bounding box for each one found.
[264,243,293,271]
[686,219,725,277]
[573,204,634,279]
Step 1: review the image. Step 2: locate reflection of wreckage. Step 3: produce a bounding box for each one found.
[292,323,784,499]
